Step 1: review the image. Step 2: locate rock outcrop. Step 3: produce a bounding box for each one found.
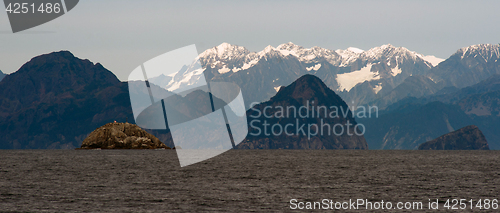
[79,122,170,149]
[418,125,489,150]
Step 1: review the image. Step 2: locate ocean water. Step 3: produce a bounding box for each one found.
[1,150,499,212]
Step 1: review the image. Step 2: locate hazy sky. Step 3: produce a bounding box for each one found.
[1,0,499,80]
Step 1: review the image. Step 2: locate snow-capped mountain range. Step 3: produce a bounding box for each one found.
[149,42,500,109]
[167,42,439,82]
[196,42,441,71]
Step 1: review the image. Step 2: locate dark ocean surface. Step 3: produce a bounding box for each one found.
[1,150,499,212]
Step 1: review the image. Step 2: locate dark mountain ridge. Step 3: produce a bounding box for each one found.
[0,51,134,149]
[382,74,500,113]
[369,75,443,110]
[362,73,500,150]
[238,74,368,149]
[359,101,473,150]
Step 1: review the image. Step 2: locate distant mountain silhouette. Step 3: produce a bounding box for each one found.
[369,75,442,110]
[361,73,500,150]
[360,101,473,150]
[0,51,135,149]
[238,74,368,149]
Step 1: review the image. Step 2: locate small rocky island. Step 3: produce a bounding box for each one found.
[78,122,171,149]
[418,125,489,150]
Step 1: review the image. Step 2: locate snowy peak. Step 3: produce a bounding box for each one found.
[276,42,303,53]
[459,44,500,53]
[358,44,444,68]
[275,42,340,63]
[259,45,281,56]
[336,44,416,67]
[196,43,260,75]
[257,43,338,63]
[457,44,500,62]
[275,42,307,58]
[362,44,407,60]
[346,47,364,54]
[213,42,249,57]
[335,47,364,67]
[198,43,251,63]
[380,44,395,49]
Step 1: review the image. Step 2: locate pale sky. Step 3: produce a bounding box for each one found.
[1,0,499,80]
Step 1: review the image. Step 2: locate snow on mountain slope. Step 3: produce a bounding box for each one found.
[336,64,380,92]
[422,55,444,66]
[163,60,206,92]
[165,69,205,92]
[373,82,383,94]
[332,44,434,93]
[306,64,321,71]
[391,65,402,76]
